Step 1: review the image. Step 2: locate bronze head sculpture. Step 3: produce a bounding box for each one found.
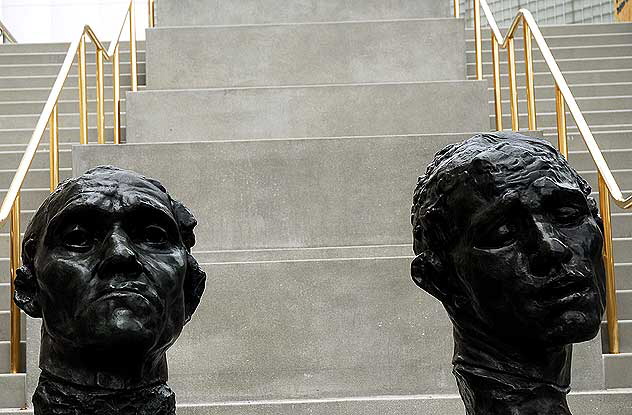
[410,132,606,415]
[14,166,206,415]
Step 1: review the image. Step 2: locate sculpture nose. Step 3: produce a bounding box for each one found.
[98,227,142,277]
[529,222,573,276]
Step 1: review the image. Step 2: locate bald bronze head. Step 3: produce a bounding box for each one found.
[14,166,206,396]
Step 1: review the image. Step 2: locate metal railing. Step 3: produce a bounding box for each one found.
[0,0,156,374]
[458,0,632,354]
[0,19,17,43]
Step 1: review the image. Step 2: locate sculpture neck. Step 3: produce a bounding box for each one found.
[39,331,168,390]
[452,325,572,415]
[34,371,175,415]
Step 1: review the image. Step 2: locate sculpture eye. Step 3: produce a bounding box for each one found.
[475,223,516,250]
[62,226,93,251]
[553,206,585,226]
[142,224,169,245]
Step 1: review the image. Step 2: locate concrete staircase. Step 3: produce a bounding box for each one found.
[465,22,632,389]
[0,1,630,414]
[0,41,146,408]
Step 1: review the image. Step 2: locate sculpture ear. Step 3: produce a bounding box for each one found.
[14,265,42,318]
[183,254,206,324]
[411,251,451,303]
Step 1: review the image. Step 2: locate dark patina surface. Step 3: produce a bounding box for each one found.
[14,166,206,415]
[411,132,606,415]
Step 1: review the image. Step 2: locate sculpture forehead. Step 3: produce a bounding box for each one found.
[50,170,174,219]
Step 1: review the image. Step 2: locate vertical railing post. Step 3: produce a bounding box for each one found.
[113,45,121,145]
[149,0,156,28]
[77,33,89,145]
[599,177,619,354]
[49,104,60,191]
[507,37,519,131]
[522,18,537,130]
[96,49,106,144]
[491,32,503,131]
[555,84,568,159]
[473,0,483,81]
[129,0,138,92]
[9,194,21,374]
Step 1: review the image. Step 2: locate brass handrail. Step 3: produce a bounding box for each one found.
[0,0,149,374]
[461,0,631,353]
[0,19,17,43]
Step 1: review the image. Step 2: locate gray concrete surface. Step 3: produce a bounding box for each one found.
[126,81,488,143]
[73,134,479,251]
[156,0,451,27]
[146,19,466,89]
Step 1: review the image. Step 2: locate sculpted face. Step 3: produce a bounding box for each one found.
[448,170,605,346]
[412,134,606,349]
[32,173,188,355]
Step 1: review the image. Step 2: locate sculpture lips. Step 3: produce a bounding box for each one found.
[98,280,163,313]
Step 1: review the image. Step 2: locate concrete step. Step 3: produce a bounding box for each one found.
[0,188,51,216]
[0,168,72,189]
[146,19,466,90]
[0,111,125,129]
[0,85,137,102]
[0,149,72,169]
[0,311,25,340]
[616,264,632,290]
[0,209,35,234]
[490,82,632,102]
[604,353,632,389]
[0,73,145,89]
[126,81,488,143]
[495,109,632,132]
[469,56,632,76]
[603,320,632,353]
[0,374,24,409]
[0,61,146,77]
[485,69,632,87]
[0,41,145,54]
[559,130,632,151]
[579,170,632,198]
[156,0,452,26]
[465,22,632,37]
[0,126,125,144]
[467,32,632,49]
[0,98,126,115]
[0,50,145,65]
[614,291,632,320]
[491,95,632,115]
[467,44,632,62]
[569,148,632,171]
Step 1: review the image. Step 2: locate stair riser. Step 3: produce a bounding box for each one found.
[466,22,632,37]
[0,74,146,89]
[466,33,632,49]
[562,132,632,151]
[483,70,632,87]
[0,99,126,115]
[0,313,26,341]
[0,62,146,76]
[0,112,126,129]
[0,189,55,217]
[147,19,466,89]
[604,354,632,389]
[614,239,632,263]
[569,151,632,171]
[0,127,125,144]
[492,96,632,114]
[157,0,451,26]
[0,210,35,234]
[489,83,632,102]
[467,45,632,62]
[615,264,632,290]
[0,51,146,65]
[494,110,632,131]
[0,41,145,53]
[127,82,489,143]
[0,168,73,189]
[602,321,632,353]
[0,150,72,169]
[580,172,632,198]
[0,86,135,102]
[470,57,632,76]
